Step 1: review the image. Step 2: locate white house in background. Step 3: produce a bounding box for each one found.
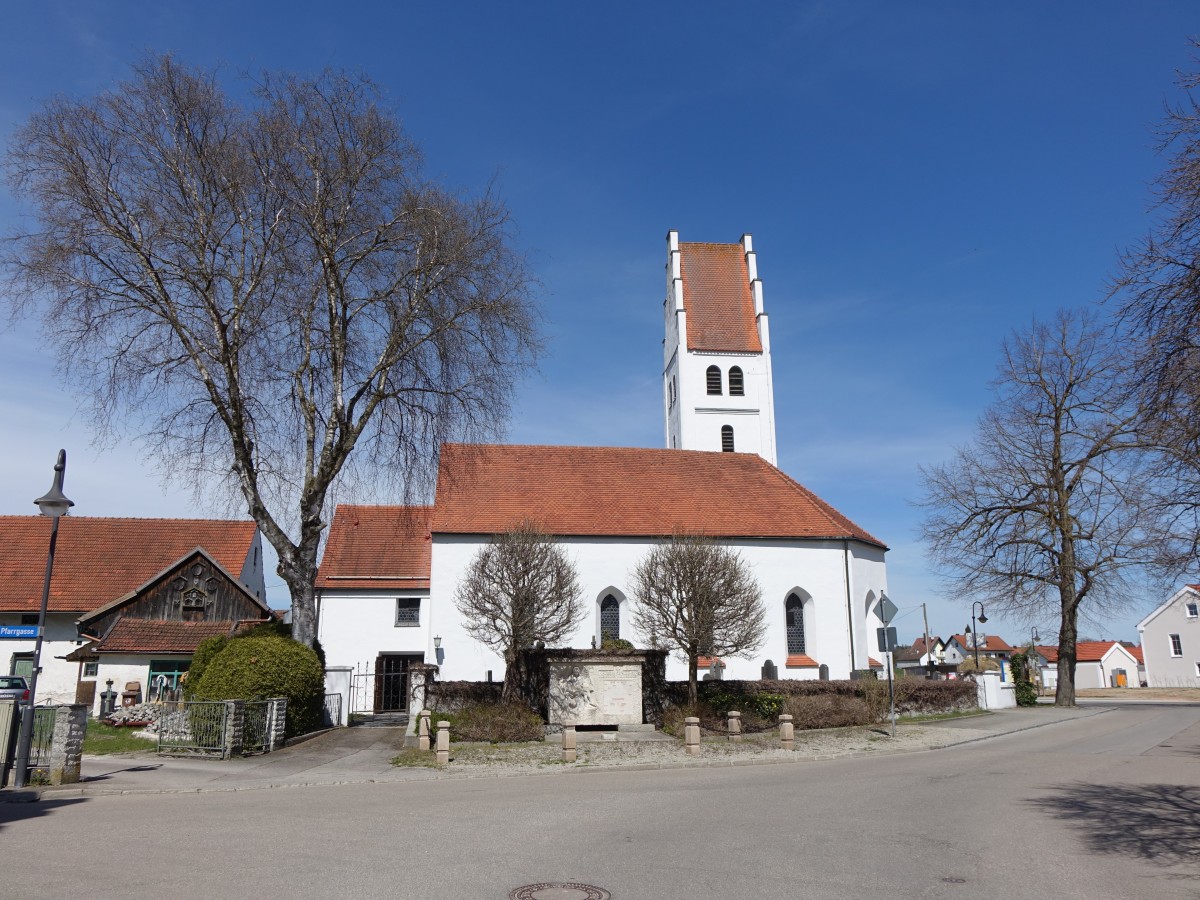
[1036,641,1142,691]
[0,516,265,712]
[1137,584,1200,687]
[663,232,778,465]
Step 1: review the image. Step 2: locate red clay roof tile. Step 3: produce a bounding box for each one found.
[431,444,884,546]
[785,654,819,668]
[679,242,762,353]
[316,506,432,590]
[0,517,256,614]
[95,619,237,654]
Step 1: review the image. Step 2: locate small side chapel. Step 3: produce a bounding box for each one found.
[316,232,890,712]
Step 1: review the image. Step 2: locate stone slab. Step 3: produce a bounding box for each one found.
[548,660,643,726]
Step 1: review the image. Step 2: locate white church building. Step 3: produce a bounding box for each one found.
[316,232,889,709]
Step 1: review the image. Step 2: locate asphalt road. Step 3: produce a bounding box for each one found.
[3,704,1198,899]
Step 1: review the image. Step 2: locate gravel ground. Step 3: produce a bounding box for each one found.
[401,718,995,774]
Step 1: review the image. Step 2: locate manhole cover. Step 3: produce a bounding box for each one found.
[508,884,610,900]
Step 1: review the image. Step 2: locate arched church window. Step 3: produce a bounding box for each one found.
[706,365,722,395]
[721,425,734,452]
[729,366,744,396]
[786,594,806,654]
[600,594,620,641]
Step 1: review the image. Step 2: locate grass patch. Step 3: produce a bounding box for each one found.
[391,748,440,768]
[83,721,158,755]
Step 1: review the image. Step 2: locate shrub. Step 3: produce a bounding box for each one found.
[430,702,543,743]
[183,634,229,700]
[192,635,324,738]
[784,694,871,729]
[600,637,635,652]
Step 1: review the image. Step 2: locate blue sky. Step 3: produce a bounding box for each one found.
[2,2,1196,645]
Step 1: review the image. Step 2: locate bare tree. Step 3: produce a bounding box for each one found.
[1110,41,1200,568]
[4,57,539,646]
[454,522,584,701]
[630,533,766,707]
[920,309,1163,706]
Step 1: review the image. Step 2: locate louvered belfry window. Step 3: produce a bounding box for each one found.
[786,594,806,654]
[706,365,722,395]
[721,425,735,452]
[600,595,620,641]
[729,366,744,396]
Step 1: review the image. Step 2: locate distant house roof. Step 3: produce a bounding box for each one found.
[431,444,885,546]
[1036,642,1138,664]
[948,634,1013,653]
[678,241,762,353]
[0,516,257,614]
[316,506,432,591]
[912,636,943,654]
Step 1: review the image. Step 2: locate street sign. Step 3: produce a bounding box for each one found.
[877,626,898,653]
[0,625,38,639]
[877,594,899,625]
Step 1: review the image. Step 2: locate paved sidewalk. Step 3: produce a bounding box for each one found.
[4,704,1107,801]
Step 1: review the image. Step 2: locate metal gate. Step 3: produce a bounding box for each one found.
[349,655,418,717]
[157,701,228,757]
[243,701,270,754]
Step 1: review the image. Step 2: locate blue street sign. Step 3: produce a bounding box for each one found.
[0,625,39,639]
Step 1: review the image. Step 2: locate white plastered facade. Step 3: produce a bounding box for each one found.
[317,588,433,677]
[1137,586,1200,687]
[427,534,887,683]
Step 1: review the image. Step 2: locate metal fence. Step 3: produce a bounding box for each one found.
[28,707,56,767]
[242,701,270,754]
[323,693,343,727]
[157,701,229,757]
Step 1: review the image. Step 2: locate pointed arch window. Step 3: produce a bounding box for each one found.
[600,594,620,641]
[729,366,744,396]
[706,365,722,395]
[786,594,806,654]
[721,425,735,452]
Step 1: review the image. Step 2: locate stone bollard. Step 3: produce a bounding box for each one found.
[727,710,742,742]
[684,716,701,756]
[418,710,432,752]
[436,720,450,765]
[562,723,577,762]
[779,714,794,751]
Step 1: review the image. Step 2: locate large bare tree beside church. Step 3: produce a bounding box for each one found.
[920,309,1164,706]
[3,56,539,647]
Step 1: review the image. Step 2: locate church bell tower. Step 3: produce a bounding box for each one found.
[663,231,778,466]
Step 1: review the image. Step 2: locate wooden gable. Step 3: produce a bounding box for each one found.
[80,549,269,639]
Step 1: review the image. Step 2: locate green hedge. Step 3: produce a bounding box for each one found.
[192,635,324,738]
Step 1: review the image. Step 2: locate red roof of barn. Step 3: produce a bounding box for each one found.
[679,242,762,353]
[431,444,884,546]
[0,517,257,614]
[93,619,238,654]
[316,506,432,590]
[1036,642,1138,664]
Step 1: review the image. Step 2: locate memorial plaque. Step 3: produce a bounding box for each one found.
[548,659,643,725]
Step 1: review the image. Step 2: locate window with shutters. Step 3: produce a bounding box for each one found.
[729,366,744,396]
[600,594,620,642]
[786,594,806,654]
[721,425,734,452]
[706,365,722,395]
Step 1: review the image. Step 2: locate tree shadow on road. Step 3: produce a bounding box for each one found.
[1026,782,1200,868]
[0,796,88,830]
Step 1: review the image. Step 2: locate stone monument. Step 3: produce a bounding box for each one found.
[547,656,643,727]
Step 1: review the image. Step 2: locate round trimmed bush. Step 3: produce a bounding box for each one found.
[183,634,229,700]
[192,635,324,738]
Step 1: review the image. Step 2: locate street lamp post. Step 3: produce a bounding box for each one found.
[968,601,988,670]
[13,450,74,789]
